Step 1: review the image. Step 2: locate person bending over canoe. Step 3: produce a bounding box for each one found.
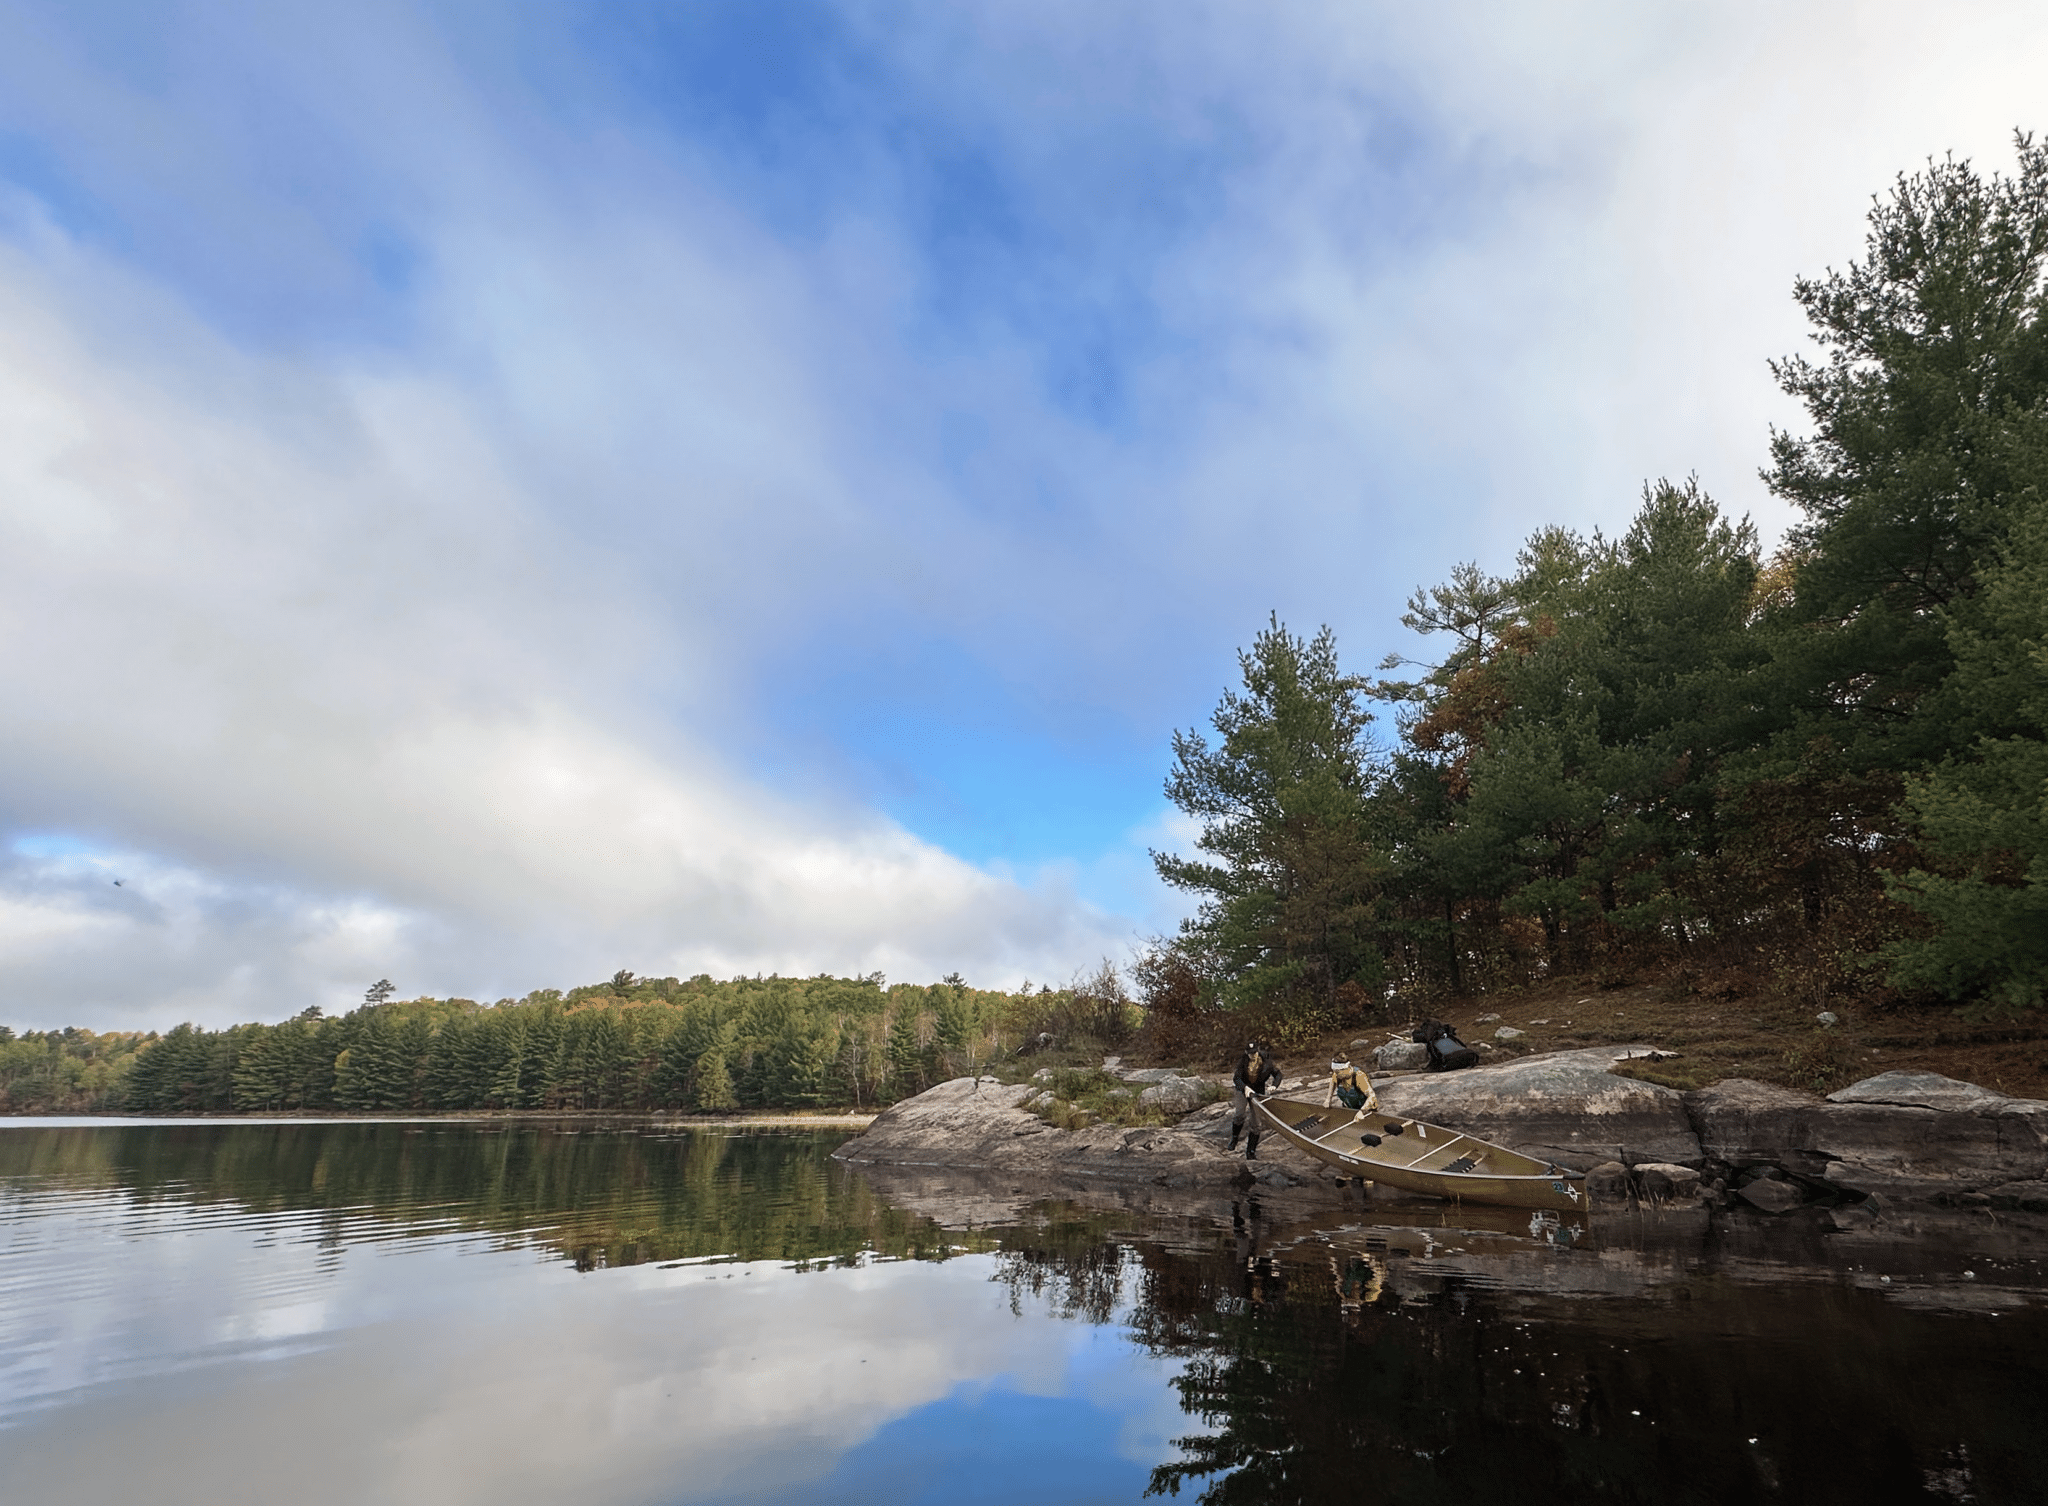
[1325,1057,1380,1119]
[1228,1041,1283,1159]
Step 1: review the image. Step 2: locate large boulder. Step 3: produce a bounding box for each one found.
[835,1078,1048,1170]
[1374,1047,1701,1170]
[1687,1071,2048,1200]
[1826,1070,2015,1113]
[1809,1073,2048,1198]
[1373,1040,1431,1072]
[1137,1077,1208,1115]
[1119,1067,1187,1084]
[1585,1161,1632,1202]
[832,1077,1247,1186]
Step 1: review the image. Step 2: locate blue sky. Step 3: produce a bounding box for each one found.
[2,1,2045,1028]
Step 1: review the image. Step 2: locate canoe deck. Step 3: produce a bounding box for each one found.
[1253,1094,1587,1212]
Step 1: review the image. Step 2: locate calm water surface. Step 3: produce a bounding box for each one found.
[3,1119,2046,1505]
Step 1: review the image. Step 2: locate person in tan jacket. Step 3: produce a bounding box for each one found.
[1324,1057,1379,1119]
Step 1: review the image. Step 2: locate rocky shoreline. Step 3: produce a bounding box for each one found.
[831,1046,2048,1216]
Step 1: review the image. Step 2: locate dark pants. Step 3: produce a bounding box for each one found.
[1230,1086,1262,1155]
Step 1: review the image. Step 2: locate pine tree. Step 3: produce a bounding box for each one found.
[1884,494,2048,1006]
[1154,616,1387,1030]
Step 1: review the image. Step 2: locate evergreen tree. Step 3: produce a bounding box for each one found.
[1761,135,2048,774]
[1154,616,1386,1029]
[1884,493,2048,1006]
[693,1040,737,1111]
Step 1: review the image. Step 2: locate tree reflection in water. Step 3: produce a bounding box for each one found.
[992,1195,2048,1506]
[4,1119,989,1269]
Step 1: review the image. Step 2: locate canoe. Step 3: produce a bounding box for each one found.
[1252,1094,1587,1212]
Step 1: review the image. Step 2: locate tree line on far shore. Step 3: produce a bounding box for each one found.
[0,968,1136,1117]
[1146,138,2048,1044]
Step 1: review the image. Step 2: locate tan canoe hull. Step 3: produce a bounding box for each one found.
[1253,1094,1587,1212]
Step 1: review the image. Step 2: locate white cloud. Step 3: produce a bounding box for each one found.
[0,222,1126,1028]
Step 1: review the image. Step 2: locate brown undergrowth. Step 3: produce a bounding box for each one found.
[1120,965,2048,1102]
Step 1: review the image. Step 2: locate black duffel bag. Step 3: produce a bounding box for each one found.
[1411,1020,1480,1072]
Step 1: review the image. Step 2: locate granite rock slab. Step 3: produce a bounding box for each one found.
[1687,1071,2048,1198]
[832,1077,1260,1187]
[1374,1046,1702,1169]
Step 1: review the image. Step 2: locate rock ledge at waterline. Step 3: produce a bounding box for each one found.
[830,1051,2048,1207]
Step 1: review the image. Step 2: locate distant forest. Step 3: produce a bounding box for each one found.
[0,969,1135,1116]
[5,141,2046,1115]
[1148,139,2048,1040]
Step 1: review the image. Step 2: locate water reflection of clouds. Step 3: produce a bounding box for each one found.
[3,1200,1186,1506]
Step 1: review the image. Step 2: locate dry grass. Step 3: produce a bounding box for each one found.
[1000,1062,1226,1130]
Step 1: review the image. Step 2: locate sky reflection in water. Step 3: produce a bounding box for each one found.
[5,1120,2048,1505]
[0,1122,1181,1506]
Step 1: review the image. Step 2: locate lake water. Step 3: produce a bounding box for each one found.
[3,1120,2046,1505]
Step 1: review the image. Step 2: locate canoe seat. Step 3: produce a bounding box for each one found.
[1443,1156,1478,1174]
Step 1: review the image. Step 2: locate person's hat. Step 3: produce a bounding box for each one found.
[1330,1058,1348,1071]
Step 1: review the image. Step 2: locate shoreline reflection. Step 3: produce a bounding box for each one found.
[3,1122,2045,1505]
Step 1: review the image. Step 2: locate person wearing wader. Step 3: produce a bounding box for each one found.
[1229,1041,1283,1159]
[1324,1057,1379,1119]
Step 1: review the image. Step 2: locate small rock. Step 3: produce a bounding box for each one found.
[1815,1011,1839,1028]
[1107,1087,1133,1101]
[1101,1056,1122,1071]
[1634,1162,1704,1202]
[1373,1040,1431,1072]
[1987,1180,2048,1213]
[1348,1038,1377,1052]
[1734,1177,1806,1214]
[1031,1068,1054,1083]
[1476,1013,1501,1024]
[1494,1026,1526,1042]
[1586,1161,1632,1202]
